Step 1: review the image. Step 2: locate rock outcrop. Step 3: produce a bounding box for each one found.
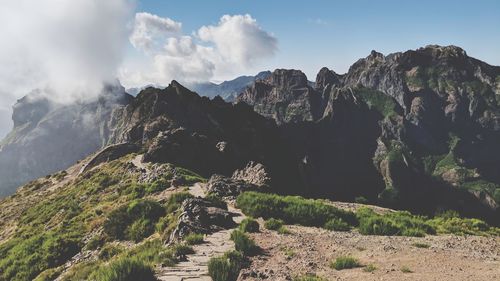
[168,198,236,243]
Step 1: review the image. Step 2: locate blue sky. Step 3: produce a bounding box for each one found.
[133,0,500,80]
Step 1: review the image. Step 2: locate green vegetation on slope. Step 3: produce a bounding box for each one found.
[354,87,400,118]
[236,192,357,228]
[236,192,500,237]
[0,155,203,281]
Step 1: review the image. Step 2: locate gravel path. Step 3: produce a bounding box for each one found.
[156,183,245,281]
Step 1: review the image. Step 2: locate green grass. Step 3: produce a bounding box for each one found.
[172,244,195,257]
[363,264,377,272]
[330,256,361,270]
[354,87,400,118]
[230,230,258,256]
[401,266,413,273]
[357,208,435,237]
[184,233,204,245]
[0,156,205,281]
[103,200,165,242]
[324,218,350,231]
[98,244,124,260]
[278,226,292,234]
[280,246,296,259]
[239,217,260,233]
[208,251,244,281]
[236,192,357,228]
[204,193,228,210]
[264,218,284,230]
[89,257,157,281]
[354,196,369,204]
[428,215,500,236]
[412,242,430,248]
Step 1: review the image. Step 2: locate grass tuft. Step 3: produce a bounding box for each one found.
[330,256,361,270]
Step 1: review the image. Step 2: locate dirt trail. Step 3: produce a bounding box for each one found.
[241,224,500,281]
[156,183,245,281]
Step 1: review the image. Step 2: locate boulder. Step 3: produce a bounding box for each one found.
[167,198,236,243]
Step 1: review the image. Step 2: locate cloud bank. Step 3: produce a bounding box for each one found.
[120,13,278,87]
[0,0,134,137]
[0,0,133,106]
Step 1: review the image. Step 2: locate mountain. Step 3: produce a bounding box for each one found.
[0,45,500,281]
[0,45,498,222]
[236,45,500,222]
[0,83,132,197]
[186,71,272,100]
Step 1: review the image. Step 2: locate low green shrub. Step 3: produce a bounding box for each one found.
[33,267,63,281]
[277,226,292,234]
[354,196,369,204]
[85,236,105,251]
[98,244,124,261]
[184,233,204,245]
[239,217,260,233]
[208,251,244,281]
[103,200,165,242]
[126,218,154,242]
[324,218,350,231]
[428,216,499,236]
[330,256,361,270]
[412,242,430,248]
[165,192,193,213]
[173,244,195,257]
[0,232,81,281]
[401,266,413,273]
[236,192,357,228]
[205,193,228,210]
[264,218,284,230]
[89,257,157,281]
[230,230,258,256]
[356,208,434,237]
[363,264,377,272]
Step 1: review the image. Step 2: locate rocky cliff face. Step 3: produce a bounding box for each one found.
[0,84,132,196]
[107,81,301,192]
[236,45,500,222]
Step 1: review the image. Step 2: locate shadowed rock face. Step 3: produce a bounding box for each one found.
[108,81,302,193]
[235,45,500,223]
[0,84,132,197]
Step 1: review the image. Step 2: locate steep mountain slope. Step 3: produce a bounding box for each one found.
[108,81,301,191]
[236,45,500,222]
[0,84,132,197]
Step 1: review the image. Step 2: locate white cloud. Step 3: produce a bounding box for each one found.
[130,12,182,54]
[198,14,278,66]
[0,0,134,106]
[120,14,278,87]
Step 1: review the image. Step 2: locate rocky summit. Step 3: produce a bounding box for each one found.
[0,44,499,281]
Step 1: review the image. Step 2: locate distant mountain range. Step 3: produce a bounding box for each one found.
[126,71,273,101]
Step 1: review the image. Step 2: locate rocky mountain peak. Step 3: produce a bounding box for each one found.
[315,67,341,90]
[267,69,309,89]
[11,92,52,128]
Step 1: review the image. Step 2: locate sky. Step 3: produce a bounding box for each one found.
[0,0,499,137]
